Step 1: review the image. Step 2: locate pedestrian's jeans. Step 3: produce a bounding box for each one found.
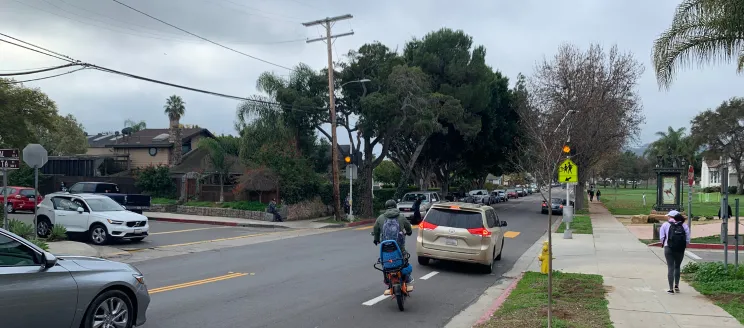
[664,246,685,290]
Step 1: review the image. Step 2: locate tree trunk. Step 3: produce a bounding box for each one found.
[395,139,427,199]
[359,138,375,218]
[219,173,225,203]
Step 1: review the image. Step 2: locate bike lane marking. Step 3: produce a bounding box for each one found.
[420,271,439,280]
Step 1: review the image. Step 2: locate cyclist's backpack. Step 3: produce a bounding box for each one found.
[668,221,687,251]
[382,217,403,245]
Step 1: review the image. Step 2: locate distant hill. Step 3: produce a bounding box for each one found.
[627,144,649,157]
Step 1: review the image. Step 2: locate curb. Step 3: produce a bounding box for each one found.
[474,272,525,326]
[147,216,290,229]
[648,241,744,250]
[346,218,376,227]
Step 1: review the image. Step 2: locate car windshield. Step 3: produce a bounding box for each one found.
[425,208,483,229]
[402,193,426,202]
[550,198,563,204]
[86,198,125,212]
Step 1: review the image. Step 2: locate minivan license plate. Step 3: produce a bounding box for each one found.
[444,238,457,246]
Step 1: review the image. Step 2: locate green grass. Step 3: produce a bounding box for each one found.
[556,215,592,234]
[689,234,740,244]
[599,187,744,217]
[682,262,744,324]
[184,200,273,212]
[478,271,612,328]
[151,197,178,205]
[639,239,658,245]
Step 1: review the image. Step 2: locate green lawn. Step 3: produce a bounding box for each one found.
[683,262,744,324]
[557,215,592,234]
[600,187,743,217]
[478,271,612,328]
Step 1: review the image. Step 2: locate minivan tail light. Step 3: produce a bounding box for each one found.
[420,220,438,230]
[560,204,564,209]
[468,227,492,237]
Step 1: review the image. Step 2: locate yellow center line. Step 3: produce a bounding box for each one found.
[504,231,521,238]
[149,272,248,294]
[149,226,230,235]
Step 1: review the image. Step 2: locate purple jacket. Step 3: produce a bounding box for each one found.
[659,219,691,247]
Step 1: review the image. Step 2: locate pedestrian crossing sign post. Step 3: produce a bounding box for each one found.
[558,158,578,182]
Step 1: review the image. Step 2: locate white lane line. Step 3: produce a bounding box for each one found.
[363,294,389,306]
[685,251,702,260]
[420,271,439,280]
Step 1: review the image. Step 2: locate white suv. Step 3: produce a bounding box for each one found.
[37,193,149,245]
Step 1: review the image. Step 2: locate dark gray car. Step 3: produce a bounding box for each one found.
[0,228,150,328]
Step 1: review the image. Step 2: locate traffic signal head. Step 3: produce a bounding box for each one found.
[562,145,571,154]
[344,156,351,163]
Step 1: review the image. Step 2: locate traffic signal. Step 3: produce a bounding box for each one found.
[562,143,574,156]
[344,155,351,164]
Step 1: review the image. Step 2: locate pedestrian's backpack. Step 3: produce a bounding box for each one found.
[381,217,404,245]
[668,221,687,251]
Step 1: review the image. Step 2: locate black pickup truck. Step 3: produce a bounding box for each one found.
[67,182,151,214]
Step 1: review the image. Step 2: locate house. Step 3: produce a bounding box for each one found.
[98,128,215,169]
[486,174,502,185]
[701,157,739,189]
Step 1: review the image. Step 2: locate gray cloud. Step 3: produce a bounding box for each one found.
[2,0,742,152]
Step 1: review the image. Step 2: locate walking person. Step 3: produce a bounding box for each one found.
[268,198,282,222]
[596,189,602,202]
[589,189,595,202]
[659,211,690,294]
[411,196,423,225]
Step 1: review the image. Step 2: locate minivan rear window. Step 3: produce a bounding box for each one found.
[425,208,483,229]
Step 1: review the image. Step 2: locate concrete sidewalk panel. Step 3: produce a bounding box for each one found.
[672,313,743,327]
[604,277,666,312]
[610,308,679,327]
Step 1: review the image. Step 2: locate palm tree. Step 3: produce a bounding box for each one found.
[644,126,696,166]
[124,119,147,132]
[653,0,744,88]
[164,95,186,165]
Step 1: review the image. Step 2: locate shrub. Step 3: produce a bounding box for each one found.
[9,219,34,239]
[134,165,177,198]
[703,186,722,193]
[688,262,744,282]
[29,238,49,251]
[729,186,739,195]
[47,224,68,242]
[682,262,700,274]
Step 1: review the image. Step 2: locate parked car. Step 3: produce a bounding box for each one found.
[416,202,507,273]
[67,182,151,214]
[497,190,508,202]
[36,193,150,245]
[490,190,506,203]
[541,198,566,215]
[0,186,43,213]
[506,189,518,199]
[396,191,442,222]
[0,227,150,328]
[468,189,490,204]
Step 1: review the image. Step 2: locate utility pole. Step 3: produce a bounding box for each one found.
[302,14,354,221]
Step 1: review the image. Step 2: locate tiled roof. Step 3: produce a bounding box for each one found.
[87,133,124,148]
[107,128,214,148]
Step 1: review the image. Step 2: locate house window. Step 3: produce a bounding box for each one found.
[182,142,192,154]
[710,170,720,184]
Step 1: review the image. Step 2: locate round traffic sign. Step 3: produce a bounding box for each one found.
[688,165,694,186]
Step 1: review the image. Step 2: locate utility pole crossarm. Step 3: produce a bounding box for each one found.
[306,32,354,43]
[301,14,353,27]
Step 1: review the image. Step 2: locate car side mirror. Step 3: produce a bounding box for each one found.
[41,252,57,270]
[501,221,508,227]
[77,207,84,213]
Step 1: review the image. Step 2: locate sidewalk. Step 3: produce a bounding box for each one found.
[143,211,372,229]
[529,203,742,327]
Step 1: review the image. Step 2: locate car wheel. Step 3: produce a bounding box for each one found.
[5,203,14,213]
[36,218,52,238]
[89,224,109,245]
[483,249,495,274]
[418,256,430,266]
[82,289,134,328]
[495,240,504,261]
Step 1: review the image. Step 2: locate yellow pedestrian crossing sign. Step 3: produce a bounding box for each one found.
[558,159,578,182]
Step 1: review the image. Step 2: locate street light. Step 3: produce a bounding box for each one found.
[340,79,371,88]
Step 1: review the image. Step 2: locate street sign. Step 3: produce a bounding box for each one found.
[22,144,48,168]
[345,164,358,179]
[558,158,578,182]
[688,165,694,187]
[0,148,19,159]
[0,159,19,169]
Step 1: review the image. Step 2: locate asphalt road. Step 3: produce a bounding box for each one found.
[133,193,556,328]
[6,212,282,250]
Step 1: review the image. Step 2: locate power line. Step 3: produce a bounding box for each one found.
[0,65,71,72]
[0,34,323,112]
[10,0,308,46]
[110,0,296,71]
[0,67,88,84]
[0,63,80,76]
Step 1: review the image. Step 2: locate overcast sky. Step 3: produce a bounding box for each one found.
[2,0,742,154]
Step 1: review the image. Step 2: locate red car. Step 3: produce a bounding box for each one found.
[0,186,43,213]
[506,189,519,199]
